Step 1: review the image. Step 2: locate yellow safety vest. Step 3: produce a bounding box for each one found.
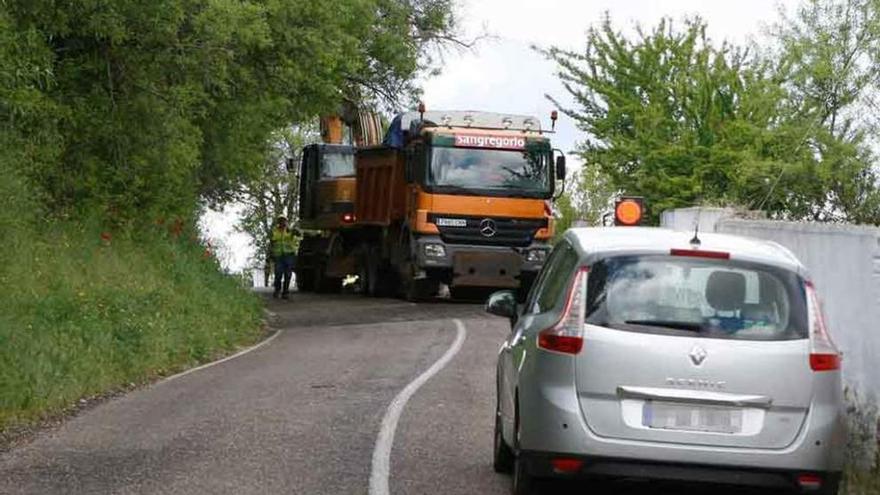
[271,228,297,257]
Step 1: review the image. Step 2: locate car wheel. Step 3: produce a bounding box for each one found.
[511,453,534,495]
[511,411,534,495]
[493,405,514,473]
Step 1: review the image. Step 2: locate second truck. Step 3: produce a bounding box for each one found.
[296,109,566,300]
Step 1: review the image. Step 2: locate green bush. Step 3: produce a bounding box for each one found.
[0,213,263,430]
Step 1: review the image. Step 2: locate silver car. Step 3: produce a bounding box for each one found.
[487,227,844,495]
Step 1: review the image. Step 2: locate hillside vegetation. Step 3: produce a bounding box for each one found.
[0,0,459,433]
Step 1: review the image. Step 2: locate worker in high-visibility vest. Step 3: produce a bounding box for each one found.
[270,216,298,299]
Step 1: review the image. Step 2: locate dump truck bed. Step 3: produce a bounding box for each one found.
[355,146,407,226]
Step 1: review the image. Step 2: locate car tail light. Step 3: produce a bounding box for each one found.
[797,473,822,491]
[341,212,355,224]
[805,281,840,372]
[551,457,583,473]
[538,267,589,355]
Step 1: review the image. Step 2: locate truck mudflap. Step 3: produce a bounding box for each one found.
[452,251,521,288]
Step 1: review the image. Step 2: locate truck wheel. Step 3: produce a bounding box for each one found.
[449,286,490,302]
[357,252,371,296]
[370,249,397,297]
[296,269,315,292]
[516,273,536,303]
[314,264,341,294]
[402,276,439,302]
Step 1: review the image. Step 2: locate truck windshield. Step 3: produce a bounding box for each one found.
[320,152,354,179]
[428,146,551,197]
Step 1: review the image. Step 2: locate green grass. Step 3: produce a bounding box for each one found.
[0,218,264,431]
[844,467,880,494]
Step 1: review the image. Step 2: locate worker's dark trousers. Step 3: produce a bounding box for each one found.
[273,254,296,296]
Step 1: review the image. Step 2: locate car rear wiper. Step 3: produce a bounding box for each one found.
[624,319,704,332]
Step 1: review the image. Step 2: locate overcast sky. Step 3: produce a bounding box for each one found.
[206,0,800,273]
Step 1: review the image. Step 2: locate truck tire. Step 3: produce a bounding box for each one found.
[357,255,371,296]
[402,277,439,302]
[314,264,342,294]
[296,269,315,292]
[449,286,490,302]
[516,273,536,303]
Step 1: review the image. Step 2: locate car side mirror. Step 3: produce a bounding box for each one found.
[555,154,566,181]
[485,290,518,325]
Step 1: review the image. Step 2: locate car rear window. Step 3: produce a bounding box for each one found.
[585,255,808,341]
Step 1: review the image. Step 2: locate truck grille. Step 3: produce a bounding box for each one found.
[427,214,548,247]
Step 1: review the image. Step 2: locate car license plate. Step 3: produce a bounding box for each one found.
[642,401,743,434]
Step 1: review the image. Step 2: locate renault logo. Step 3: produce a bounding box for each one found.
[479,218,497,237]
[689,346,707,366]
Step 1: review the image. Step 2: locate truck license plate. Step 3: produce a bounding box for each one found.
[642,401,743,434]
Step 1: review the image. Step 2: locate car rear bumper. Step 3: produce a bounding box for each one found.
[520,451,841,491]
[517,374,846,474]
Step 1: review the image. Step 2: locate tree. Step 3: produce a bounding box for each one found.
[769,0,880,222]
[543,13,880,224]
[236,125,317,282]
[1,0,463,227]
[569,160,617,226]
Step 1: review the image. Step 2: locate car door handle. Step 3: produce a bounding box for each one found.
[617,386,774,408]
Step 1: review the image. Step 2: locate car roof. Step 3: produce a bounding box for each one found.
[564,227,807,276]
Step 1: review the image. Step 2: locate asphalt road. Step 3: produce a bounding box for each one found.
[0,292,768,495]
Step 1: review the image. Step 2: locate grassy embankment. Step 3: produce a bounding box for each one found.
[0,166,264,433]
[843,393,880,494]
[845,469,880,494]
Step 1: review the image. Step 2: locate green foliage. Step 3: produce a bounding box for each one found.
[0,0,461,433]
[236,124,318,268]
[770,0,880,223]
[553,191,577,240]
[0,219,263,430]
[1,0,459,225]
[567,160,617,227]
[545,13,880,224]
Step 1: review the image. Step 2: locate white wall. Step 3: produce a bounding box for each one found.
[662,209,880,400]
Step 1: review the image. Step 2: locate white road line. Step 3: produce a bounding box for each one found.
[156,329,282,386]
[369,318,468,495]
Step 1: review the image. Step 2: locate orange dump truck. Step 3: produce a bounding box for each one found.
[296,110,566,300]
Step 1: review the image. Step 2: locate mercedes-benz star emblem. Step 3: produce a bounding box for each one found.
[479,218,497,237]
[689,346,707,366]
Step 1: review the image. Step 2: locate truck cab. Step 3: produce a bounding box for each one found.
[296,143,357,292]
[356,111,564,299]
[298,143,357,231]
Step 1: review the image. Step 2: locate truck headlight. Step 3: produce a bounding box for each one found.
[424,243,446,258]
[526,249,548,262]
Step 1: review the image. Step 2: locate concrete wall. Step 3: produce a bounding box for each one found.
[662,209,880,400]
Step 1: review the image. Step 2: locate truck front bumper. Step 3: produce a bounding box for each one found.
[413,235,550,288]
